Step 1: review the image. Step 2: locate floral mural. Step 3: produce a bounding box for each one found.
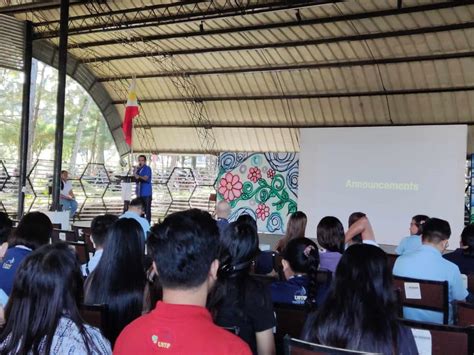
[216,152,299,234]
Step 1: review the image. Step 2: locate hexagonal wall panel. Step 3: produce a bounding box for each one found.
[166,167,197,200]
[151,184,172,222]
[0,160,10,192]
[79,163,110,198]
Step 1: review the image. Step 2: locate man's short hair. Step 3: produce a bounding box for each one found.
[0,212,13,244]
[422,218,451,244]
[129,197,145,210]
[90,214,118,247]
[148,209,219,289]
[138,155,147,161]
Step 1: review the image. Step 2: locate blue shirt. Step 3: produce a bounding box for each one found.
[136,165,152,197]
[396,235,422,255]
[271,275,309,305]
[0,246,31,295]
[120,211,150,240]
[393,245,468,324]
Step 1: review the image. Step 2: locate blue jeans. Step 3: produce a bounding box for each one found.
[60,198,78,218]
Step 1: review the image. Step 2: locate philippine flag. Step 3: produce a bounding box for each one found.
[122,78,139,146]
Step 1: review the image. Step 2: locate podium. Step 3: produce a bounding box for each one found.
[117,175,136,213]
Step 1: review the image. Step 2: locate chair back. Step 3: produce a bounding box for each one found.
[316,270,332,285]
[275,303,308,355]
[456,301,474,326]
[401,318,474,355]
[72,225,92,241]
[51,228,77,243]
[79,303,108,336]
[283,336,379,355]
[386,253,398,271]
[273,253,285,280]
[65,241,89,264]
[467,274,474,294]
[393,275,449,324]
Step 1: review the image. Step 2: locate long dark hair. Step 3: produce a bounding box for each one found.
[277,211,307,252]
[84,218,146,343]
[207,218,259,317]
[0,243,96,354]
[461,224,474,257]
[302,244,400,354]
[316,216,344,253]
[282,238,319,309]
[10,211,52,249]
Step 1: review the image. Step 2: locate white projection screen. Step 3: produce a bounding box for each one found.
[299,125,467,248]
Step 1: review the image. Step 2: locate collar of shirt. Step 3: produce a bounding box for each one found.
[152,301,212,321]
[419,244,442,256]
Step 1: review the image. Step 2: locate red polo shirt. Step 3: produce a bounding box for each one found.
[114,301,251,355]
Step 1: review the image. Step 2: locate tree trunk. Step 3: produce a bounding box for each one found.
[69,96,92,174]
[94,118,106,164]
[26,59,42,171]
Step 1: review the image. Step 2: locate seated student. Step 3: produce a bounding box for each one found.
[302,244,417,354]
[316,216,344,272]
[120,197,150,240]
[444,223,474,275]
[114,209,250,355]
[0,212,13,262]
[275,211,307,253]
[0,243,111,354]
[347,212,365,245]
[208,218,276,355]
[345,215,379,248]
[81,214,118,277]
[0,212,52,295]
[271,238,320,306]
[216,200,231,234]
[396,214,429,255]
[84,218,146,344]
[393,218,468,324]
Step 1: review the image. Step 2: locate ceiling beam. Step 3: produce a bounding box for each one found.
[34,0,340,39]
[98,51,474,82]
[134,121,474,129]
[0,0,83,14]
[81,21,474,63]
[68,1,473,49]
[111,86,474,105]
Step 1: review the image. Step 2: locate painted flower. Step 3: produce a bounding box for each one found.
[218,172,242,201]
[256,203,270,221]
[267,168,275,179]
[247,167,262,183]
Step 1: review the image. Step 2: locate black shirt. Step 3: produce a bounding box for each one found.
[443,248,474,275]
[213,276,276,354]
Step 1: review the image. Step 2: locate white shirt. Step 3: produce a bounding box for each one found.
[60,180,73,196]
[81,249,103,277]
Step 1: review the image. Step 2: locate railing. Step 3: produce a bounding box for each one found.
[0,158,218,223]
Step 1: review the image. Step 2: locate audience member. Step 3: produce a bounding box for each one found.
[271,238,320,307]
[302,244,417,354]
[393,218,468,324]
[444,224,474,274]
[84,218,146,343]
[316,216,344,272]
[120,197,150,240]
[208,218,276,355]
[275,211,307,253]
[347,212,365,244]
[0,212,13,262]
[114,209,250,355]
[216,200,231,234]
[0,212,51,295]
[0,243,111,354]
[345,215,378,247]
[396,214,429,255]
[59,170,78,218]
[81,214,118,277]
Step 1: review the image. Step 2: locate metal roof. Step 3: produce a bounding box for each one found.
[2,0,474,154]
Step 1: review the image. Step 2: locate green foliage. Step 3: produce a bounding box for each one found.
[0,62,118,167]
